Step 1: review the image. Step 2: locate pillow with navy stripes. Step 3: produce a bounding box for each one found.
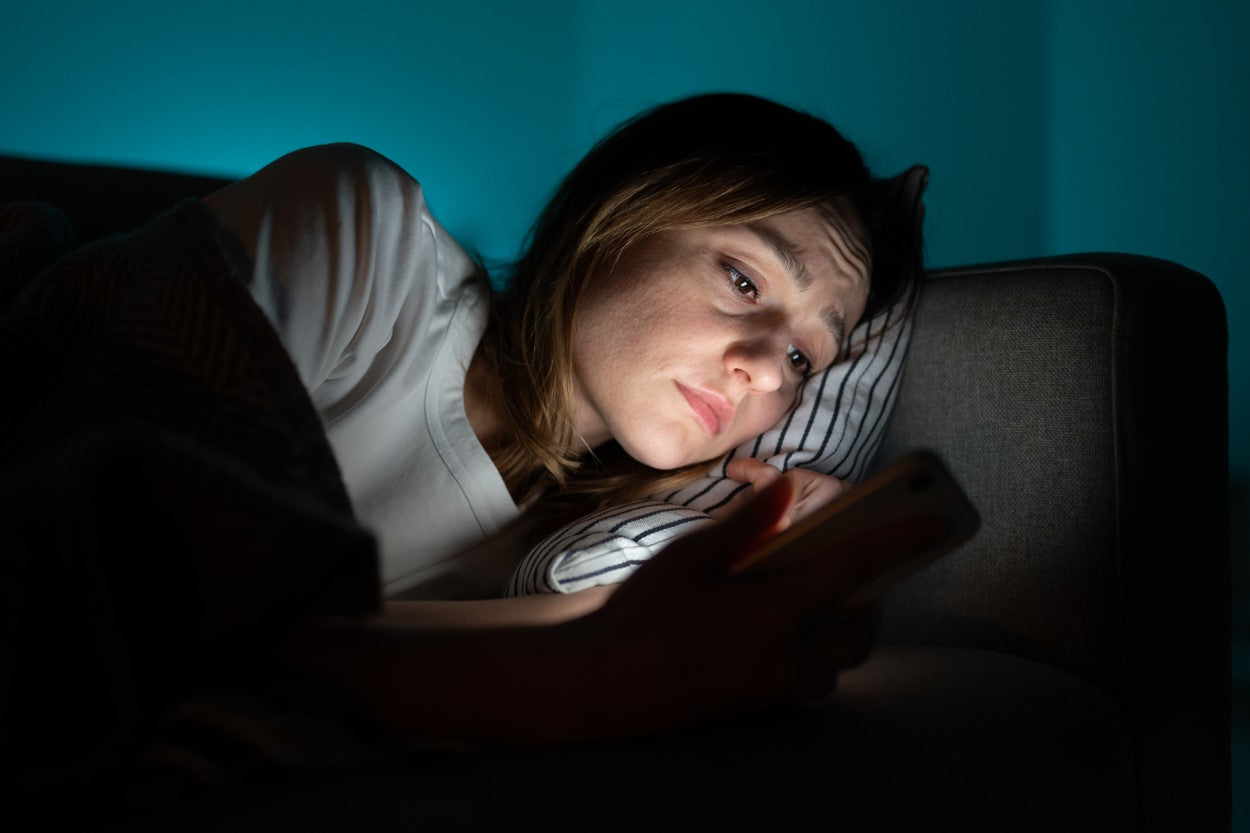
[503,299,914,596]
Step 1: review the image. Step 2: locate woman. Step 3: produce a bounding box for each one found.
[194,91,923,744]
[203,92,920,620]
[3,93,922,822]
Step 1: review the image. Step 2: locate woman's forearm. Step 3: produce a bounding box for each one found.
[265,478,880,748]
[271,613,610,745]
[376,585,616,630]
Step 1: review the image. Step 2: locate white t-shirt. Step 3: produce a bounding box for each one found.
[204,143,519,597]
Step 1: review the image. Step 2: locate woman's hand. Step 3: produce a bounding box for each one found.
[708,458,847,531]
[273,476,879,745]
[576,474,879,738]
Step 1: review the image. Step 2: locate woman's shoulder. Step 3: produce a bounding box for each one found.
[277,141,405,174]
[242,142,423,203]
[203,141,477,395]
[206,141,446,271]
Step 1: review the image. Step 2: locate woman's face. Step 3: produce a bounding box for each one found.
[570,205,871,470]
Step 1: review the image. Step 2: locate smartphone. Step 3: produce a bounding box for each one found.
[727,449,980,606]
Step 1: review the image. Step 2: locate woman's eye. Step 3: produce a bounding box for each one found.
[787,345,813,376]
[724,264,759,301]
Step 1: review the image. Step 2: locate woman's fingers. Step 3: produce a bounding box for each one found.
[726,457,784,489]
[705,483,755,520]
[718,460,793,525]
[630,474,798,584]
[690,474,797,573]
[591,478,889,727]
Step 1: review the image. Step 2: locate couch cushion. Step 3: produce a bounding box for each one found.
[875,265,1122,681]
[872,256,1229,830]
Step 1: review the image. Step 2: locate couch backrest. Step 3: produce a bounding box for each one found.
[0,155,232,248]
[874,255,1229,703]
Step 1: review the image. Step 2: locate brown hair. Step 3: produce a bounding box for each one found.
[480,92,924,509]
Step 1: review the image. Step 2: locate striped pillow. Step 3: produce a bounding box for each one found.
[504,297,914,595]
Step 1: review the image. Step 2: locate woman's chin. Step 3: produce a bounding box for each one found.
[621,436,715,472]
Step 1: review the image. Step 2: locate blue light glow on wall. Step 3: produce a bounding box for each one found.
[3,0,1246,476]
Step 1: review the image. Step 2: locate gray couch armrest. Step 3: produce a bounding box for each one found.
[875,252,1228,831]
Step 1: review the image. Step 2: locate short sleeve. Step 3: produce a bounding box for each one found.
[203,143,434,398]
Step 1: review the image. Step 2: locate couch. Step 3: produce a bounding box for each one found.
[0,153,1230,831]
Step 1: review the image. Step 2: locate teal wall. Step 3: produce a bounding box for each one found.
[1049,0,1249,477]
[3,0,1245,477]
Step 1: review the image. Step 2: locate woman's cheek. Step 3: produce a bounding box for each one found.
[731,392,792,447]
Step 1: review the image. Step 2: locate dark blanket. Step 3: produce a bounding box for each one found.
[0,200,381,823]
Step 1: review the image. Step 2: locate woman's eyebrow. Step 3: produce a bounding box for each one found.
[741,222,846,348]
[743,222,813,291]
[821,307,847,350]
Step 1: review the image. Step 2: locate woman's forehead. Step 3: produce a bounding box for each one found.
[742,206,871,297]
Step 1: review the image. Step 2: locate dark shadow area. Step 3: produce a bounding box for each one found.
[0,154,232,246]
[1232,476,1248,831]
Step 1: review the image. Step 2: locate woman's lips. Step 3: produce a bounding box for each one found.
[677,383,733,437]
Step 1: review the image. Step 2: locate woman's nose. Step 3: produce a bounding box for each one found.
[725,338,783,393]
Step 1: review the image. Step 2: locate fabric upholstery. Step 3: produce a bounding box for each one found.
[874,255,1229,832]
[1,199,380,822]
[876,268,1121,684]
[0,201,73,307]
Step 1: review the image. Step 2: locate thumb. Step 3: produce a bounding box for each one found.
[726,457,783,488]
[688,473,797,576]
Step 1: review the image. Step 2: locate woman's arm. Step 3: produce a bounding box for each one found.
[265,475,880,745]
[376,585,616,629]
[203,142,444,396]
